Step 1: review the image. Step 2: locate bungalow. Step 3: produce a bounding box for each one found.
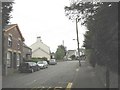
[3,24,24,76]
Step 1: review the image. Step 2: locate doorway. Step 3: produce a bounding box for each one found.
[13,52,17,69]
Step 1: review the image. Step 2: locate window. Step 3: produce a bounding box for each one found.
[7,51,12,68]
[8,35,12,47]
[17,53,21,67]
[17,40,21,49]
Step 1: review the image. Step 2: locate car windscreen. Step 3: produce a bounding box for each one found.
[37,61,43,64]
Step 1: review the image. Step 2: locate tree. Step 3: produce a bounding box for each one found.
[1,1,14,76]
[65,1,118,73]
[70,55,76,60]
[65,2,118,88]
[2,2,14,28]
[55,45,66,60]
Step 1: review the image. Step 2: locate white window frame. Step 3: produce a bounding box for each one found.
[17,53,20,67]
[7,51,12,68]
[17,40,21,50]
[8,35,12,47]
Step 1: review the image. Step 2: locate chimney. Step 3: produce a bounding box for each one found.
[37,36,42,42]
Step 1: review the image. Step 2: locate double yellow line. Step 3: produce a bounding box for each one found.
[66,82,73,90]
[31,82,73,90]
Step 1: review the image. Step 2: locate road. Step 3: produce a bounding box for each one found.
[2,60,105,89]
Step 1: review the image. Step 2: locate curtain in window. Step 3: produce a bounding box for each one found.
[8,35,12,47]
[17,53,21,67]
[7,51,12,68]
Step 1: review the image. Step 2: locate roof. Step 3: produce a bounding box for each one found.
[3,24,25,41]
[23,43,32,50]
[68,50,76,52]
[30,39,50,54]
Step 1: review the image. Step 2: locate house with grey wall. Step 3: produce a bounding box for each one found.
[23,43,32,61]
[3,24,24,76]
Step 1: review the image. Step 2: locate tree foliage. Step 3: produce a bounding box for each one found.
[65,2,118,73]
[2,2,14,29]
[70,55,76,60]
[55,45,66,60]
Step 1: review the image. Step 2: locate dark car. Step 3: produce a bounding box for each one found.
[19,62,39,73]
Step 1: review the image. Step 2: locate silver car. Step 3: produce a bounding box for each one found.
[49,59,57,65]
[37,61,48,69]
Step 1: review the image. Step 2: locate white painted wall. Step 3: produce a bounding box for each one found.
[30,37,51,60]
[32,49,50,60]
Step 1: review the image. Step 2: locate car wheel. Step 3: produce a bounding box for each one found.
[37,67,40,71]
[20,71,23,73]
[31,69,34,73]
[43,66,45,69]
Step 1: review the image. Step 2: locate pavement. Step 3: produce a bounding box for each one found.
[2,60,105,89]
[72,61,105,88]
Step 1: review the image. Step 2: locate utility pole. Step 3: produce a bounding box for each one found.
[76,18,81,66]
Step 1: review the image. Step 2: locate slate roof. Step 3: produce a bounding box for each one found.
[3,24,25,41]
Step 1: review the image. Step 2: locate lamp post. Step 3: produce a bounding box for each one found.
[75,18,81,66]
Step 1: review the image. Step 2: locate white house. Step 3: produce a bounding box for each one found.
[30,36,51,60]
[66,50,77,59]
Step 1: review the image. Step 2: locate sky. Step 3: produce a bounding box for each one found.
[10,0,87,52]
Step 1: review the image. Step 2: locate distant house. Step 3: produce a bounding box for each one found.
[3,24,24,76]
[51,52,55,59]
[66,50,77,59]
[23,43,32,61]
[79,48,85,55]
[30,36,51,60]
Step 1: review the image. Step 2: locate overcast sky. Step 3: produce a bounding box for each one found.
[10,0,87,52]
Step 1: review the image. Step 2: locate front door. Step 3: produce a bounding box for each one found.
[13,52,17,69]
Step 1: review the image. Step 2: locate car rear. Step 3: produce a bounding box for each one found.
[19,63,31,73]
[49,59,57,65]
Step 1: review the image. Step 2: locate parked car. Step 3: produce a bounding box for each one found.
[37,61,48,69]
[49,59,57,65]
[19,62,39,73]
[67,58,72,61]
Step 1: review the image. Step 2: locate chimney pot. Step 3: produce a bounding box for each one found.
[37,36,42,42]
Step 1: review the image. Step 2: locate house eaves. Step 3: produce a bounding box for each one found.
[3,24,25,41]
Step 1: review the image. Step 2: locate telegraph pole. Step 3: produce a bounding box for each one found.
[76,18,81,66]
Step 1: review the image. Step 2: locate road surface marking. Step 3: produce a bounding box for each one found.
[54,87,62,90]
[76,68,79,72]
[46,87,51,90]
[42,86,45,88]
[66,82,73,90]
[25,80,37,85]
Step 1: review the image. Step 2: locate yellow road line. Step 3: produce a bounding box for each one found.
[66,82,73,90]
[54,87,62,90]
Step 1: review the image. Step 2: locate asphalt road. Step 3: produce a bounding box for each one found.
[2,60,105,89]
